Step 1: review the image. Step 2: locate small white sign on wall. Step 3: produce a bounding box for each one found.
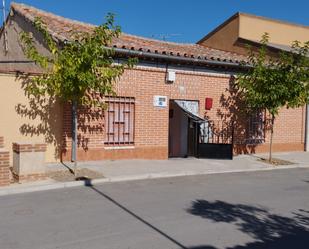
[153,96,168,107]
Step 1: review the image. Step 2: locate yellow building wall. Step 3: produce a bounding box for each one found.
[199,13,309,55]
[198,16,246,54]
[0,74,63,163]
[239,14,309,46]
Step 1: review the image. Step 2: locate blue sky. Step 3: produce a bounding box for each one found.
[4,0,309,43]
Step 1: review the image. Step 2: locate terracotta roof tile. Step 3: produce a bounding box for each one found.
[11,2,247,64]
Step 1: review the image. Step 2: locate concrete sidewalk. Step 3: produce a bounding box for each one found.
[48,151,309,179]
[0,151,308,196]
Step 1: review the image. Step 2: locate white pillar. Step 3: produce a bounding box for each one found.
[305,104,309,152]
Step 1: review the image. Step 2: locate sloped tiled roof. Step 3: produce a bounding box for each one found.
[10,2,247,65]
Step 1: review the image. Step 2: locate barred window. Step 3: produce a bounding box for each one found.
[105,97,135,146]
[246,110,265,144]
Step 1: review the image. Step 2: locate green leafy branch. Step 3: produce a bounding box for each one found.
[20,14,137,107]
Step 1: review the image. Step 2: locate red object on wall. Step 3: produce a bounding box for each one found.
[205,98,213,110]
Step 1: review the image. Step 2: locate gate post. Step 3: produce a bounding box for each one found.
[12,142,47,183]
[0,149,10,186]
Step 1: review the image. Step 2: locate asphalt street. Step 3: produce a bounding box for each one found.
[0,168,309,249]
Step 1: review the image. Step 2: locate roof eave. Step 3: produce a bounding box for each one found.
[112,47,248,69]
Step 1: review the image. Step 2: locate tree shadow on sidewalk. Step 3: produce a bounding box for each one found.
[187,200,309,249]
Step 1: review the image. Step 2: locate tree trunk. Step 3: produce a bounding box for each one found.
[71,101,78,176]
[269,114,275,163]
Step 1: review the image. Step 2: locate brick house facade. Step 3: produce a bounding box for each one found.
[61,64,306,161]
[0,3,307,162]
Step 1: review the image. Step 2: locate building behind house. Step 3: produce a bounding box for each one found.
[198,12,309,54]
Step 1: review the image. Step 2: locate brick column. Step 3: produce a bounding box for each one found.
[0,136,4,148]
[12,143,47,183]
[0,149,10,187]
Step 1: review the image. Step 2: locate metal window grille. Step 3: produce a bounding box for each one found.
[104,97,135,146]
[247,110,265,144]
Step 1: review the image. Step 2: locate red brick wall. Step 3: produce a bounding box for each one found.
[0,149,10,186]
[61,65,306,161]
[0,136,4,148]
[13,143,47,153]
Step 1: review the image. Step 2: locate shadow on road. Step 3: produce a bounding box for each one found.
[83,179,188,249]
[80,178,309,249]
[187,200,309,249]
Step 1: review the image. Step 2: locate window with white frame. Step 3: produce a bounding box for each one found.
[104,97,135,146]
[246,110,265,144]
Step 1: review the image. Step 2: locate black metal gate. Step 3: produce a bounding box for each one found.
[197,121,234,160]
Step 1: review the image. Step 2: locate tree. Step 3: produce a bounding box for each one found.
[20,14,136,175]
[237,33,309,162]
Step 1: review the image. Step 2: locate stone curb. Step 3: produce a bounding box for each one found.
[0,165,308,197]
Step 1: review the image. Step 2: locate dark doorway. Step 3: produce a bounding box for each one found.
[168,100,189,157]
[168,99,234,160]
[187,119,198,157]
[168,100,200,158]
